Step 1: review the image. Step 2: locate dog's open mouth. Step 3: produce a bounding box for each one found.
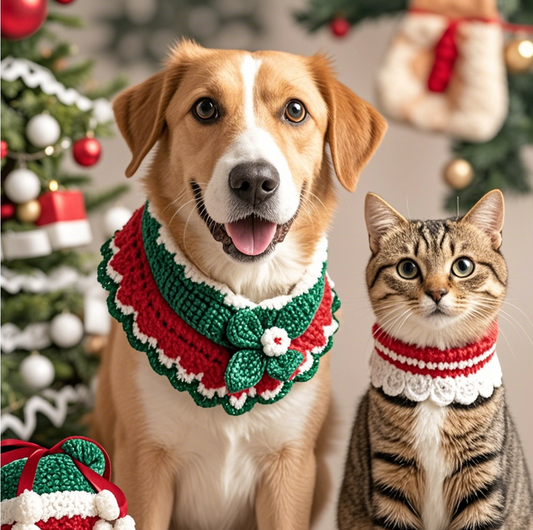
[191,182,297,261]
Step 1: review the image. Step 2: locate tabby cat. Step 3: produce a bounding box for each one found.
[338,190,533,530]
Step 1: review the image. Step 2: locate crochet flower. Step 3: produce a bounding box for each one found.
[224,309,304,393]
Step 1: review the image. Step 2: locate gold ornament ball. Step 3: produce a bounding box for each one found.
[85,335,108,355]
[17,200,42,223]
[443,159,474,190]
[505,39,533,74]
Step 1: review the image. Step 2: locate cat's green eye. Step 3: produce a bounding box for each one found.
[452,258,475,278]
[397,259,419,280]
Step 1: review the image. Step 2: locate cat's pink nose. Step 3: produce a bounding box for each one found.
[426,288,448,303]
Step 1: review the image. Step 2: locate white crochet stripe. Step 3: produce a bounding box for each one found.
[374,340,496,372]
[148,202,329,311]
[105,235,336,409]
[370,350,503,406]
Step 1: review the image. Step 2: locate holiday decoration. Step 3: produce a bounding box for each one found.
[73,136,102,166]
[20,352,56,391]
[1,0,47,40]
[376,0,507,142]
[37,190,92,249]
[103,206,133,237]
[330,16,350,37]
[1,203,16,220]
[296,0,533,211]
[50,313,84,348]
[505,38,533,73]
[443,158,474,189]
[16,199,41,223]
[1,229,52,260]
[1,323,51,354]
[84,296,111,335]
[1,140,7,159]
[99,206,340,415]
[371,322,501,405]
[3,168,41,204]
[0,437,136,529]
[26,113,61,148]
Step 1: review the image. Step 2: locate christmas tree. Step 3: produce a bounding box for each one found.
[1,0,129,445]
[296,0,533,211]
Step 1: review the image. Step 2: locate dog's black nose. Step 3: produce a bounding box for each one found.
[229,162,280,206]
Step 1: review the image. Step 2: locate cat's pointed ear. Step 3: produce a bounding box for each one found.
[462,190,504,250]
[365,193,408,253]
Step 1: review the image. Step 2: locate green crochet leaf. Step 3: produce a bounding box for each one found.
[226,309,263,349]
[225,349,266,394]
[267,350,304,381]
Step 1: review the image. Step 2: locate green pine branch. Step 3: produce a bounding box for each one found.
[84,184,130,212]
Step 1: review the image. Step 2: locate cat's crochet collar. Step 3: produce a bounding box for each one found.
[98,203,340,416]
[371,322,502,406]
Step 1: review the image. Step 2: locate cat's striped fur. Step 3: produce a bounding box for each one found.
[338,191,533,530]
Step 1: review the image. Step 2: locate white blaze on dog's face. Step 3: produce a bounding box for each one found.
[113,40,386,276]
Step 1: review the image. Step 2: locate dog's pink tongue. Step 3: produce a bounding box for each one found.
[225,217,277,256]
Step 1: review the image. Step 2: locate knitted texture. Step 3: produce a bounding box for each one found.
[98,204,341,415]
[371,323,502,406]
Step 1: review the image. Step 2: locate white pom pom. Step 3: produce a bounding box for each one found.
[114,515,136,530]
[13,524,40,530]
[93,520,114,530]
[14,490,42,524]
[95,490,120,521]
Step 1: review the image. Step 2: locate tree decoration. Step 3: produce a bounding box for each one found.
[16,199,42,223]
[73,136,102,166]
[1,140,7,159]
[1,0,47,41]
[443,159,474,189]
[49,313,84,348]
[103,206,133,237]
[330,16,350,37]
[1,323,52,354]
[1,229,52,260]
[26,113,61,148]
[505,38,533,73]
[3,167,41,203]
[20,352,55,391]
[1,203,16,220]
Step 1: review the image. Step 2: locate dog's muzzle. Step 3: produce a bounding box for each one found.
[228,161,280,207]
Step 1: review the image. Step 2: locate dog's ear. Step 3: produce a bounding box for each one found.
[310,55,387,192]
[113,40,202,177]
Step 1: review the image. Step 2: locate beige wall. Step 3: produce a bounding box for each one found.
[60,0,532,526]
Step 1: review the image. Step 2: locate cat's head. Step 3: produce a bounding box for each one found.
[364,190,507,349]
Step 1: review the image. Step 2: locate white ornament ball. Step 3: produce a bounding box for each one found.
[50,313,84,348]
[3,168,41,204]
[20,354,55,391]
[104,207,132,237]
[26,114,61,148]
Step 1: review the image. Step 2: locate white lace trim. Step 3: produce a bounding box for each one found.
[370,350,502,406]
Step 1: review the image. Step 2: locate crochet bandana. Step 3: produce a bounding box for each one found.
[370,322,502,406]
[98,204,340,416]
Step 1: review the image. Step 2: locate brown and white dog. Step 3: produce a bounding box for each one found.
[91,40,386,530]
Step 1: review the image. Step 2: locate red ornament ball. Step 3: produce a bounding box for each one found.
[330,16,350,38]
[1,140,7,159]
[73,137,102,167]
[1,203,16,220]
[1,0,47,40]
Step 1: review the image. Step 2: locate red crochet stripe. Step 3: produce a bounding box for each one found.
[373,323,498,379]
[109,207,334,398]
[1,515,100,530]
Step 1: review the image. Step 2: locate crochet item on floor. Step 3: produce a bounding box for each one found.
[98,204,341,416]
[0,436,135,530]
[371,321,502,406]
[376,0,507,142]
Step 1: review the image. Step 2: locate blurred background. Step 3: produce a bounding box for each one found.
[2,0,532,527]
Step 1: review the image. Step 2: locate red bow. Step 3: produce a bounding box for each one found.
[1,436,128,519]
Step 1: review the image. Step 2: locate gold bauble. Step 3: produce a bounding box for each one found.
[84,335,108,355]
[443,159,474,190]
[16,200,41,223]
[505,39,533,74]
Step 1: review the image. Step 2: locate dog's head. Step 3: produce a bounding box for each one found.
[113,41,386,273]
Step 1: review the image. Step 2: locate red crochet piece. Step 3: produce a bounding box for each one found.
[427,20,459,92]
[2,515,100,530]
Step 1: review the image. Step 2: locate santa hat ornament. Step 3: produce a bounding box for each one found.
[0,437,135,530]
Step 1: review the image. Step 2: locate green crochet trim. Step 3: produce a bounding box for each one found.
[1,439,106,501]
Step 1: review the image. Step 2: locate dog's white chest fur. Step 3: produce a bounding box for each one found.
[136,353,318,530]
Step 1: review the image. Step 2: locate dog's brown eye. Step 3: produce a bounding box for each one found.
[193,98,218,121]
[284,100,306,123]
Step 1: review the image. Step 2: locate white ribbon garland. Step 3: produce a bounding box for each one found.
[1,384,91,440]
[1,323,52,353]
[0,57,113,122]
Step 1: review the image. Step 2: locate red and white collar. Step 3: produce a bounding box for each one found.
[370,322,502,406]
